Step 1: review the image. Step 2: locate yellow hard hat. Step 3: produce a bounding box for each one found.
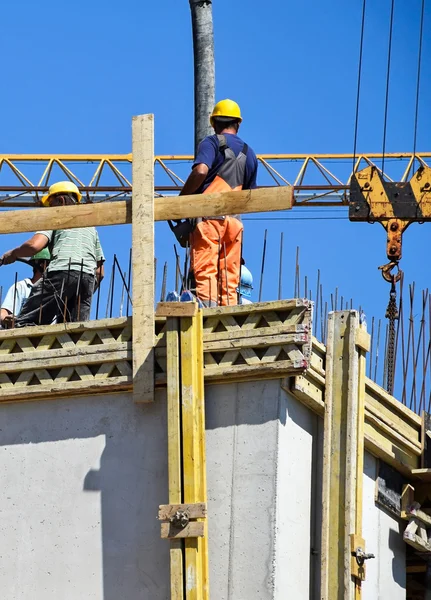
[210,99,242,126]
[41,181,82,206]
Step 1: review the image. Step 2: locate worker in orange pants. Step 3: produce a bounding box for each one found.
[177,99,258,306]
[190,216,243,306]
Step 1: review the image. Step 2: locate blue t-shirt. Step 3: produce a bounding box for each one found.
[193,133,258,193]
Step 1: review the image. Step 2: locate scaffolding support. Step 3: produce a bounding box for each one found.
[321,311,370,600]
[161,303,209,600]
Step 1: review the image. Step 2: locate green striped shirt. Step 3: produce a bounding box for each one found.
[37,228,105,275]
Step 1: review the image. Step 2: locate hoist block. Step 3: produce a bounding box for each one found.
[349,165,431,262]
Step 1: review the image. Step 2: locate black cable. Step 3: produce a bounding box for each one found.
[412,0,426,170]
[353,0,367,174]
[381,0,396,177]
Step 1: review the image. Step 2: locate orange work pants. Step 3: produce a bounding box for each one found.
[190,217,243,306]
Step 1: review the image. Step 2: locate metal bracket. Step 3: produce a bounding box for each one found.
[349,164,431,263]
[159,502,207,539]
[350,534,374,580]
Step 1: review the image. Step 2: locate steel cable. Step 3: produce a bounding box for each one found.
[381,0,396,177]
[352,0,367,174]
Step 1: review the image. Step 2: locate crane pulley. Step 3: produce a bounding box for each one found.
[349,164,431,393]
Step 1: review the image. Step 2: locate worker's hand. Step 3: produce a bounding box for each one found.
[1,250,16,265]
[2,314,15,329]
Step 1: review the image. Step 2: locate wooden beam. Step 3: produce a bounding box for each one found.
[165,317,184,600]
[132,114,155,403]
[0,201,131,234]
[0,186,293,235]
[321,311,365,600]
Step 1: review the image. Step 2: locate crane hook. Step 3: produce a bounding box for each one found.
[378,261,402,284]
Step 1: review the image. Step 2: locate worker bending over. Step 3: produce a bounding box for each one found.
[0,249,50,328]
[0,181,105,325]
[179,99,258,306]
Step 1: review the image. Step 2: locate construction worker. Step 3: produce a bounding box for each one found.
[178,99,258,306]
[0,249,50,328]
[237,264,253,305]
[0,181,105,325]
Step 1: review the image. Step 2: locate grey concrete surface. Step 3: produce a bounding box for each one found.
[362,451,406,599]
[0,390,169,600]
[205,380,319,600]
[0,382,406,600]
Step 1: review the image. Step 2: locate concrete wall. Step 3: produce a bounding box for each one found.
[205,380,320,600]
[0,382,406,600]
[0,391,169,600]
[362,451,406,599]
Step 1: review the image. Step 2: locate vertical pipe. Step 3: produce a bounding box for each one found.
[278,231,284,301]
[11,271,18,328]
[126,247,132,317]
[189,0,215,153]
[258,229,267,303]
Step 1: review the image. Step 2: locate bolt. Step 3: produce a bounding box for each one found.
[424,182,430,189]
[390,222,399,231]
[389,245,397,254]
[355,205,360,212]
[364,182,370,189]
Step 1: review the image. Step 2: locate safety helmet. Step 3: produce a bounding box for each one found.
[210,99,242,126]
[41,181,82,206]
[237,265,253,298]
[17,248,51,269]
[32,248,51,261]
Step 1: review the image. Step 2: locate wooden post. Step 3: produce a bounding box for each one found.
[132,114,154,403]
[160,304,209,600]
[166,317,184,599]
[180,310,209,600]
[321,311,370,600]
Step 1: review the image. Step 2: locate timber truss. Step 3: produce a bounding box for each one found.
[0,152,429,207]
[0,300,312,403]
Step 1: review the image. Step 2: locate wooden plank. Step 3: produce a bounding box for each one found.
[159,503,207,521]
[204,359,306,382]
[0,349,130,374]
[0,185,292,235]
[365,385,421,444]
[203,299,307,319]
[365,377,422,427]
[0,376,131,403]
[202,323,307,343]
[160,522,205,540]
[283,373,325,416]
[196,311,209,600]
[156,185,293,221]
[156,302,198,318]
[132,114,154,403]
[0,201,131,234]
[411,468,431,482]
[364,408,421,455]
[0,342,130,368]
[165,317,184,600]
[321,311,362,600]
[204,332,308,352]
[180,313,207,600]
[421,411,431,468]
[0,316,129,340]
[364,427,419,475]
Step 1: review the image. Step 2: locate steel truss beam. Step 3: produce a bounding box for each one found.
[0,152,429,208]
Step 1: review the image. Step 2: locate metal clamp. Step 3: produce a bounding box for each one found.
[170,510,190,529]
[353,547,375,567]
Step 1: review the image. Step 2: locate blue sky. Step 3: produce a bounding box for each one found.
[1,0,430,390]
